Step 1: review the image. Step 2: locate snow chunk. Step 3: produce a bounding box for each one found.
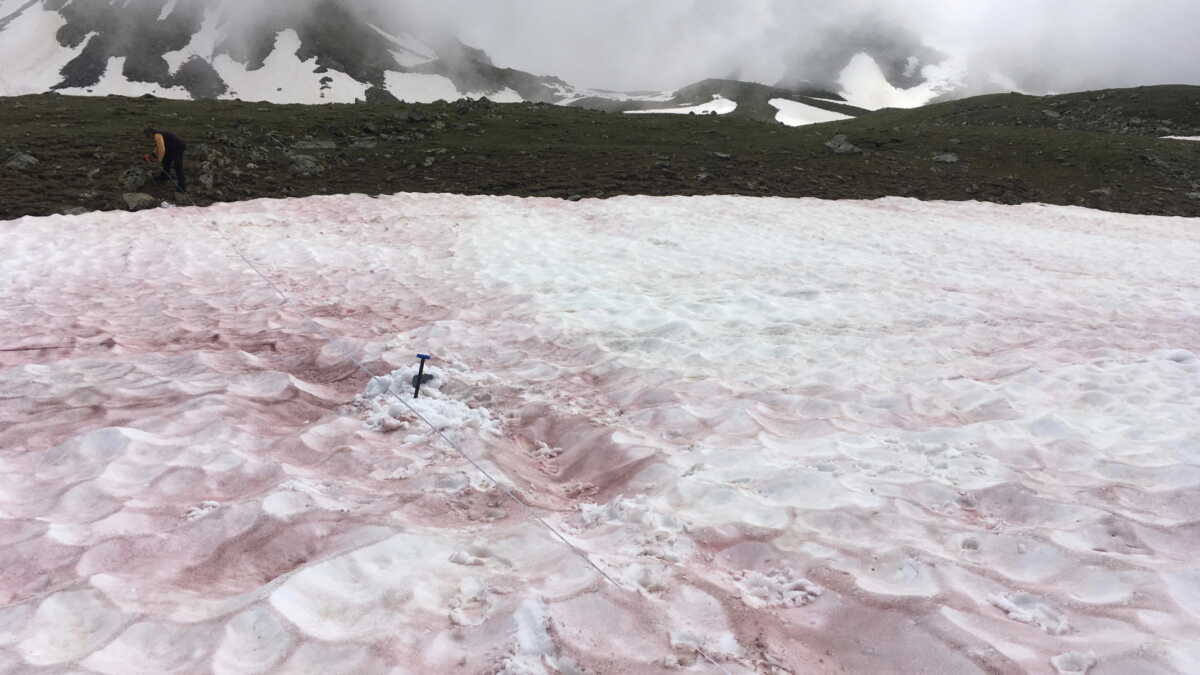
[734,568,823,608]
[988,592,1070,634]
[354,361,500,444]
[1052,651,1097,674]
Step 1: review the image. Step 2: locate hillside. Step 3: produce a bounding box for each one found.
[569,78,868,124]
[885,85,1200,137]
[1,86,1198,221]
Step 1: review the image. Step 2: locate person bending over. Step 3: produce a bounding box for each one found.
[143,127,187,192]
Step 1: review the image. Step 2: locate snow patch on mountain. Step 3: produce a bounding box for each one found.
[215,30,368,104]
[382,72,461,104]
[157,0,178,22]
[368,23,436,68]
[163,7,220,73]
[770,98,853,126]
[838,52,965,110]
[56,56,192,99]
[0,5,91,97]
[625,95,737,116]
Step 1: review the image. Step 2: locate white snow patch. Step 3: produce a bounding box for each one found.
[626,95,737,116]
[1162,136,1200,141]
[769,98,853,126]
[838,52,964,110]
[163,7,220,72]
[214,29,368,104]
[0,7,92,96]
[733,568,823,608]
[486,87,524,103]
[157,0,177,21]
[56,56,192,99]
[354,362,501,444]
[1051,651,1097,674]
[383,71,462,103]
[988,592,1070,634]
[368,22,436,67]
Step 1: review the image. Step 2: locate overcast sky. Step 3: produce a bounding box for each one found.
[385,0,1200,92]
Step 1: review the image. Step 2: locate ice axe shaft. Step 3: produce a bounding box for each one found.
[413,354,431,398]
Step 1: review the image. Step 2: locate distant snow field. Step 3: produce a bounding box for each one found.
[0,5,91,97]
[2,194,1199,673]
[626,94,737,116]
[769,97,853,126]
[1163,136,1200,141]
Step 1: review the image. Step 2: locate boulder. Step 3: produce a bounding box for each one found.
[364,86,399,104]
[292,139,338,151]
[118,167,150,191]
[933,153,960,163]
[5,152,38,170]
[825,135,862,155]
[288,154,325,177]
[121,193,157,211]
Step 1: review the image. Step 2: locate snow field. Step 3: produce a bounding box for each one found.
[0,5,92,97]
[1,193,1199,672]
[768,98,853,126]
[626,95,737,116]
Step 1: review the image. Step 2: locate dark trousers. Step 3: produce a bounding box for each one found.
[160,147,186,191]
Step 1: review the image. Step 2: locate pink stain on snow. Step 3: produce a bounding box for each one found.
[1,194,1198,673]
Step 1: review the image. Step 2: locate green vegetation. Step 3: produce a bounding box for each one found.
[1,86,1197,221]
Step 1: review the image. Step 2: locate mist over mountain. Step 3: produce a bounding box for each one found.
[2,0,1199,111]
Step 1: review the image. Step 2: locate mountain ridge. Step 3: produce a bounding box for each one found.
[0,0,914,122]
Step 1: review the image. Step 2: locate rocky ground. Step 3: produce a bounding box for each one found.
[1,85,1198,220]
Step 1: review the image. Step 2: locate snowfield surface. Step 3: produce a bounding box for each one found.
[1163,136,1200,142]
[2,194,1200,673]
[626,95,738,116]
[768,98,853,127]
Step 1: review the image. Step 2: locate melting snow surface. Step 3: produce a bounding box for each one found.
[769,98,853,126]
[626,95,737,116]
[2,193,1199,673]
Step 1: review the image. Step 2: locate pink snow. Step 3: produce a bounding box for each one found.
[1,193,1199,673]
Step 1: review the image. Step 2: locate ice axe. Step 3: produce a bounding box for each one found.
[412,353,432,398]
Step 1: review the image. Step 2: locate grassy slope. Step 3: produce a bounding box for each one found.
[0,87,1198,221]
